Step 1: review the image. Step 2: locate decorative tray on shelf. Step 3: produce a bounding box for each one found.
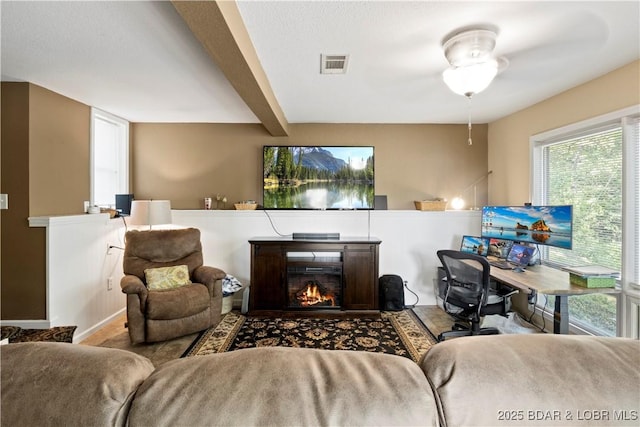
[234,202,258,210]
[414,200,447,211]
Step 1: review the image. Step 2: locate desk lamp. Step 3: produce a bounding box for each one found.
[451,171,492,210]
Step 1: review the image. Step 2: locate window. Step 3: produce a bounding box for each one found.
[532,106,640,337]
[622,114,640,337]
[91,108,129,208]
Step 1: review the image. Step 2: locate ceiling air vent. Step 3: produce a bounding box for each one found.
[321,54,349,74]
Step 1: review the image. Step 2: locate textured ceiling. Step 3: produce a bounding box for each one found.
[2,1,639,125]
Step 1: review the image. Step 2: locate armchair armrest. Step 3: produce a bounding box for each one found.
[121,275,148,296]
[193,266,226,297]
[121,275,149,314]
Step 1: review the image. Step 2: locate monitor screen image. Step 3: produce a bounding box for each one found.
[481,205,573,250]
[263,146,374,210]
[460,235,490,256]
[506,243,536,266]
[488,238,514,258]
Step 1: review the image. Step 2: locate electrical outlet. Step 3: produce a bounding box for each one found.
[107,277,113,291]
[0,194,8,210]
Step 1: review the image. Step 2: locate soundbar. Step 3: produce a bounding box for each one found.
[292,232,340,240]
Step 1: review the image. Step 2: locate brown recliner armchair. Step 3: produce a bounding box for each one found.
[120,228,225,344]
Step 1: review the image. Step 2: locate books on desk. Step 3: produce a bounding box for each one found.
[562,265,619,288]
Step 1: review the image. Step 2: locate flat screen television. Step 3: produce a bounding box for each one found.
[263,146,374,210]
[481,205,573,250]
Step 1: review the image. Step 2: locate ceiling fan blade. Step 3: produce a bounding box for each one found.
[500,11,609,68]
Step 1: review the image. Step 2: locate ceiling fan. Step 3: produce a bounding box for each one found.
[440,26,509,98]
[440,26,509,145]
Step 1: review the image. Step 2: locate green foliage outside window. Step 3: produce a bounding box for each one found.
[543,128,622,336]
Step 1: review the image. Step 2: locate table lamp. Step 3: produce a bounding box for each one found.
[129,200,172,229]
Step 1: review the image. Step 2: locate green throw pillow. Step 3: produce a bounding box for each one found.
[145,265,192,290]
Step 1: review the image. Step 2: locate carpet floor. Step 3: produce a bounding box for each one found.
[183,310,437,362]
[1,325,76,343]
[96,329,198,367]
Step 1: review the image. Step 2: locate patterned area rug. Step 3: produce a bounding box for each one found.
[182,310,436,362]
[1,325,76,343]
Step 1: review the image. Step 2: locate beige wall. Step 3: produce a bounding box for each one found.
[1,83,46,319]
[488,60,640,318]
[488,60,640,205]
[7,62,635,321]
[29,84,91,216]
[132,123,489,210]
[1,82,90,319]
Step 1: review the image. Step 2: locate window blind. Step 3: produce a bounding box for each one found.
[623,116,640,290]
[543,127,623,270]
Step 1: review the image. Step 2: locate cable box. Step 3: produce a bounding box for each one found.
[292,232,340,240]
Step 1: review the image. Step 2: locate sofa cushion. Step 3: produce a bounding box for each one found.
[421,334,640,427]
[146,282,210,320]
[128,347,438,427]
[145,265,192,290]
[1,342,155,427]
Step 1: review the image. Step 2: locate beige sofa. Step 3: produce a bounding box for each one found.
[2,335,639,426]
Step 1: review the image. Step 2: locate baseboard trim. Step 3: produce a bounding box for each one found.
[73,308,126,343]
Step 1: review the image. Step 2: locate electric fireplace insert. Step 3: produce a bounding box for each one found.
[286,265,342,309]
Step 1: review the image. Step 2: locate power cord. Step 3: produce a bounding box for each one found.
[523,291,548,333]
[527,292,538,324]
[403,280,419,308]
[108,216,129,252]
[262,209,291,237]
[538,295,548,332]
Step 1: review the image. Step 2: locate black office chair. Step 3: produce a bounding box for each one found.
[436,250,517,342]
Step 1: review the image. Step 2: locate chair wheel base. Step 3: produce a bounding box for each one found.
[438,327,500,342]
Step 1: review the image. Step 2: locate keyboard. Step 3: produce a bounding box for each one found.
[489,260,513,270]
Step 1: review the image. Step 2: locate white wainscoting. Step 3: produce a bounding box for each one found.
[24,209,481,341]
[173,209,481,309]
[27,213,127,342]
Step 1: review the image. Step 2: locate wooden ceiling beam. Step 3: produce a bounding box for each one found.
[171,0,288,136]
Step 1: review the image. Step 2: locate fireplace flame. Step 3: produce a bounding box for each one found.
[297,282,336,307]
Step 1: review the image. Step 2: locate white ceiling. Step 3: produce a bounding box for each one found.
[2,1,639,125]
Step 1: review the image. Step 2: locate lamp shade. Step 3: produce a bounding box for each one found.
[442,60,498,97]
[129,200,172,228]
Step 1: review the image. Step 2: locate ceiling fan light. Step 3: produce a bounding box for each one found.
[442,60,498,97]
[442,29,497,67]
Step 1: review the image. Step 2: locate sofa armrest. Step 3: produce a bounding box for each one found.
[421,334,640,427]
[1,343,155,427]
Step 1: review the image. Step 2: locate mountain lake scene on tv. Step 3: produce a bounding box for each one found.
[263,146,374,209]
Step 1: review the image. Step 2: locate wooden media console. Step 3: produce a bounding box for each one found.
[248,236,382,314]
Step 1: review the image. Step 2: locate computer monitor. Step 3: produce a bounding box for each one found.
[460,235,490,256]
[481,205,573,250]
[506,243,535,267]
[487,238,514,259]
